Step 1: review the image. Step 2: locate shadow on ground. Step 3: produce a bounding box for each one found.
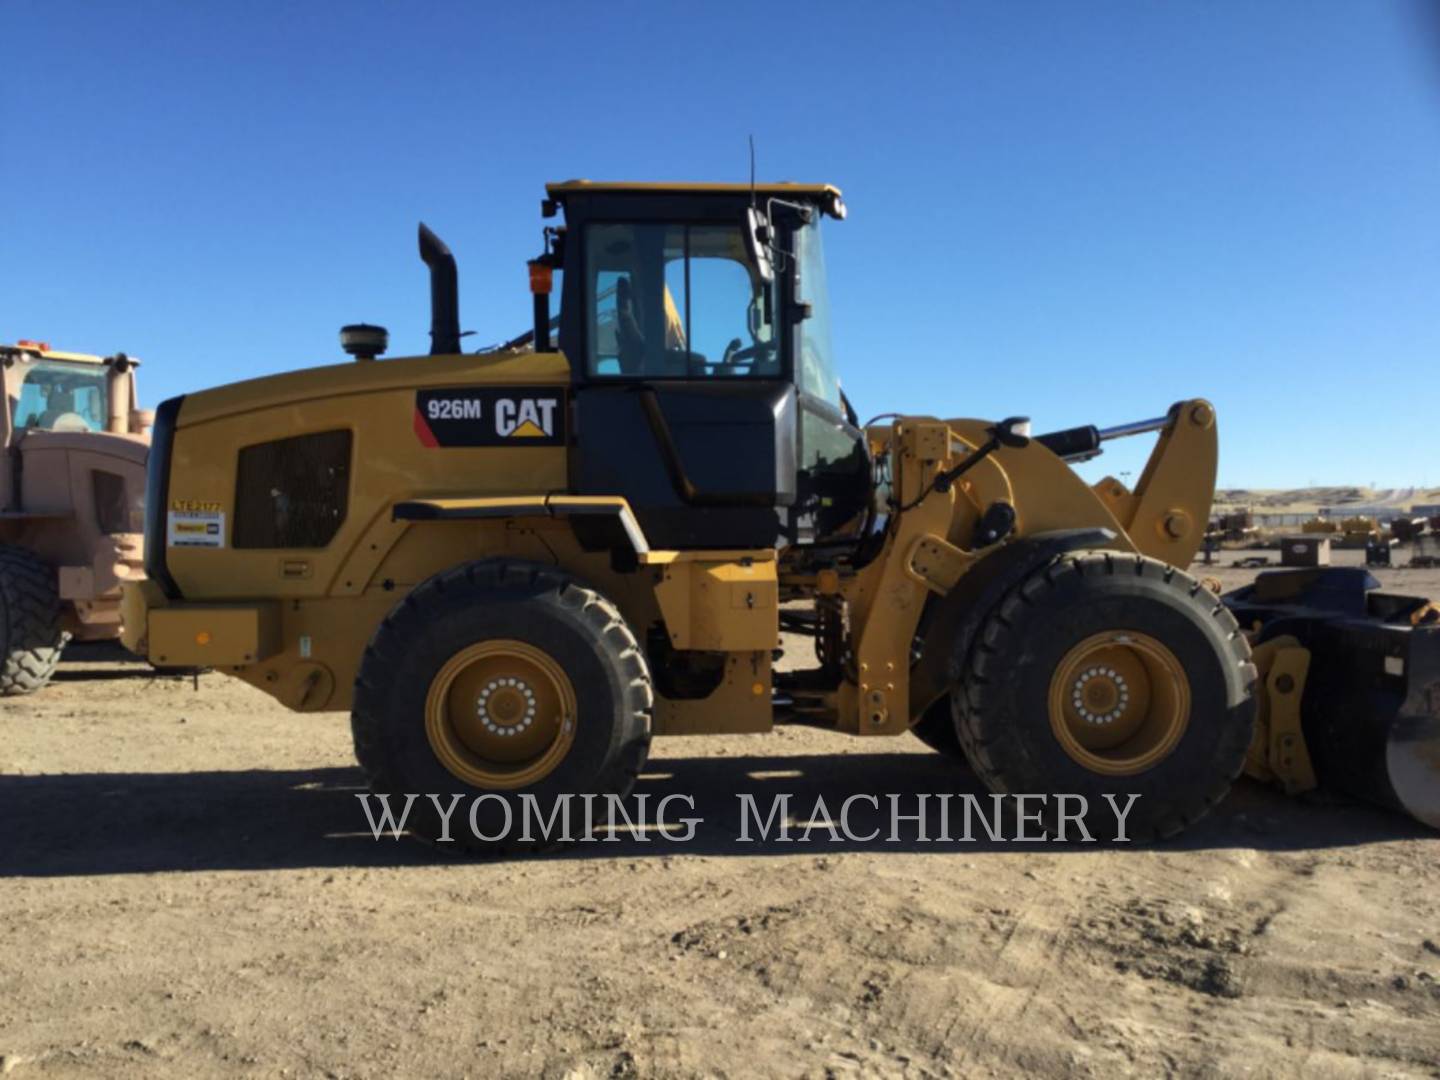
[49,667,196,684]
[51,640,200,682]
[0,750,1425,877]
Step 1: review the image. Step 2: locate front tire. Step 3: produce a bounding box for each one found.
[955,551,1256,841]
[351,559,653,854]
[0,545,69,696]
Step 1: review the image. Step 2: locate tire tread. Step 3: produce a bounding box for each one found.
[350,558,653,854]
[955,550,1255,842]
[0,545,68,696]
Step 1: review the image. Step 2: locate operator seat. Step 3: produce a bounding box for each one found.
[39,390,90,431]
[614,276,646,374]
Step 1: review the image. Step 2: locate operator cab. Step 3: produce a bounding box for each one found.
[544,182,870,550]
[1,343,112,434]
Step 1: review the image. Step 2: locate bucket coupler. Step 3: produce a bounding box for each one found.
[1224,568,1440,829]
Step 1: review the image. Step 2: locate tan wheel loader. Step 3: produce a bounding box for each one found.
[1,341,151,693]
[119,182,1439,849]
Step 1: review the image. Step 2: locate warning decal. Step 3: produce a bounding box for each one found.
[414,387,566,447]
[168,509,226,548]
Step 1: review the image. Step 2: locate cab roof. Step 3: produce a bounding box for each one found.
[0,342,106,364]
[545,180,846,219]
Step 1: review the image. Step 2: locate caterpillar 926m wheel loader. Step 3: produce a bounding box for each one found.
[120,182,1439,850]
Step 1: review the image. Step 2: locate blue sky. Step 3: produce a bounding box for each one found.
[4,1,1438,488]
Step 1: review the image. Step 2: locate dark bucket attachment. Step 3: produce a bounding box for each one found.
[1225,568,1440,829]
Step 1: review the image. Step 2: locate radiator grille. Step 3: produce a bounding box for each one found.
[233,430,352,549]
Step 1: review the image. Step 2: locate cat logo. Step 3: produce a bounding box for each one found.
[414,387,566,448]
[495,397,559,438]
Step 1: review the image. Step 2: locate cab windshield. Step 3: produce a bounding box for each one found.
[585,222,780,378]
[13,360,109,432]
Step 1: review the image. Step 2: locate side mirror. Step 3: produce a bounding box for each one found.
[991,416,1032,449]
[745,207,774,283]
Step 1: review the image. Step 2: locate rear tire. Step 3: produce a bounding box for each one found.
[352,559,653,854]
[955,551,1256,841]
[0,545,69,696]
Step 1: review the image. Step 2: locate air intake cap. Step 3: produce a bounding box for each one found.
[340,324,388,361]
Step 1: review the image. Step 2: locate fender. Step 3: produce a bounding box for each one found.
[392,495,649,555]
[328,495,650,600]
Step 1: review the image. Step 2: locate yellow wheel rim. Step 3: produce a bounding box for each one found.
[1047,630,1190,776]
[424,639,577,789]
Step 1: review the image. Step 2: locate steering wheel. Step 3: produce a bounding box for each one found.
[720,338,772,368]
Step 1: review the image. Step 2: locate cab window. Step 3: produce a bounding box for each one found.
[13,360,108,432]
[586,223,779,378]
[794,220,841,407]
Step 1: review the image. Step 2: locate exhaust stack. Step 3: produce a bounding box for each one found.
[418,223,460,356]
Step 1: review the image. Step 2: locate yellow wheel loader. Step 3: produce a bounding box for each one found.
[120,182,1439,849]
[1,340,150,693]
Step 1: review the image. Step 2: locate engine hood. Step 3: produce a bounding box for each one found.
[177,350,570,428]
[19,428,149,465]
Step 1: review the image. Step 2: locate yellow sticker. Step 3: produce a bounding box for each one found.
[168,509,225,548]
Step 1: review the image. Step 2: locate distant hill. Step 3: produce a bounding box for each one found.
[1213,487,1440,514]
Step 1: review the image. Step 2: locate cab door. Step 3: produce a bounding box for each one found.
[569,220,798,550]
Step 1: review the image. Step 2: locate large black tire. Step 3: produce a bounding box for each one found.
[0,545,69,696]
[955,551,1256,841]
[351,559,653,854]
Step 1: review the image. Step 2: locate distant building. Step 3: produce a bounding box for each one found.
[1313,506,1407,523]
[1253,513,1312,528]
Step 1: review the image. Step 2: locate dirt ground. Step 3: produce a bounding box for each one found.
[2,550,1438,1079]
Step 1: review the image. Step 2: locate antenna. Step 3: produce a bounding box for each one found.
[748,134,757,208]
